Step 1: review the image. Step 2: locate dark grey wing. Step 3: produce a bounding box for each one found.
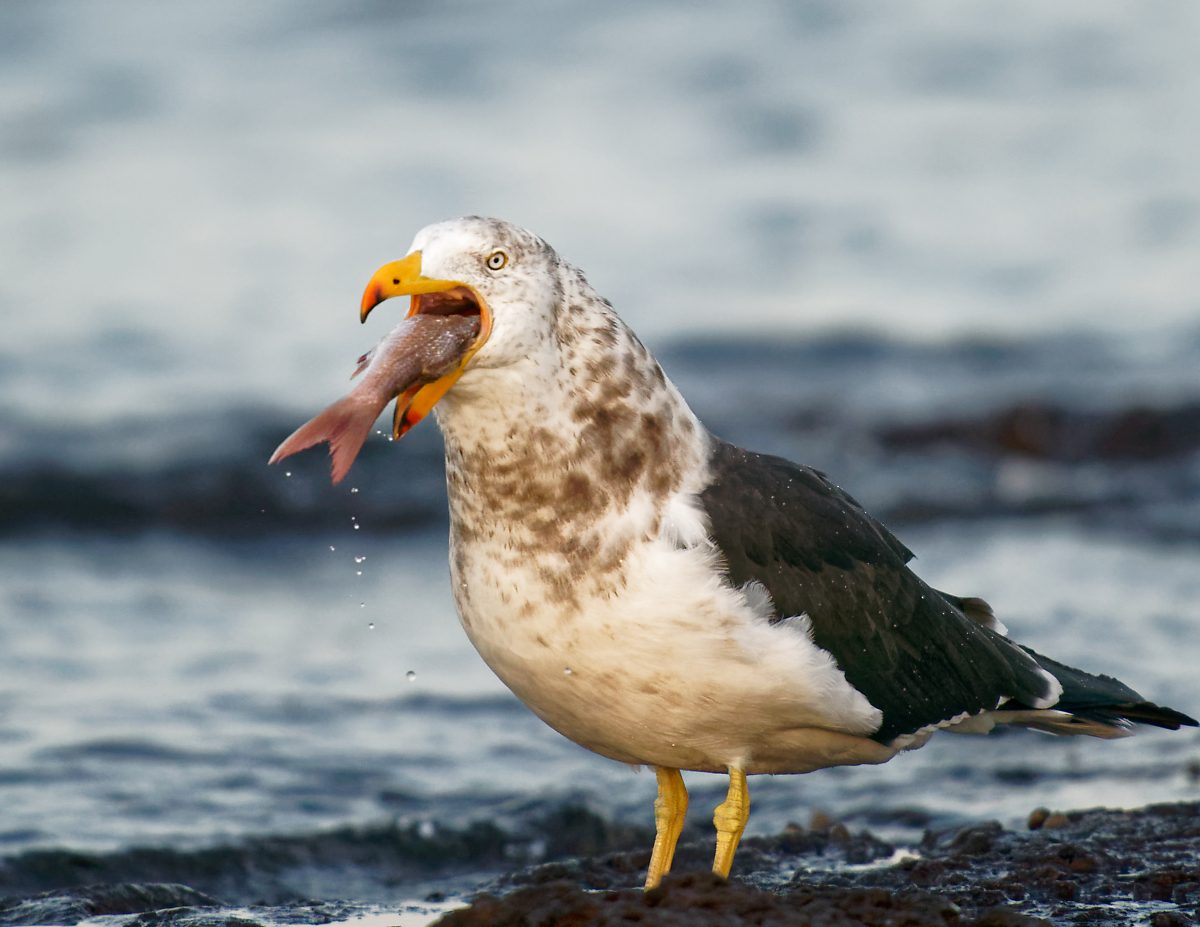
[699,440,1057,744]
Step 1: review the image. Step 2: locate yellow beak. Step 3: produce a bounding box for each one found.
[358,251,491,439]
[359,252,461,322]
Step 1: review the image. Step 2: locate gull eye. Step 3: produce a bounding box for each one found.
[486,250,508,271]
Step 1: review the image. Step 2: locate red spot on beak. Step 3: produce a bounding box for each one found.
[360,282,383,322]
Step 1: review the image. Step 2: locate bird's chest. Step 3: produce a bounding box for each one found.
[448,528,692,765]
[438,463,889,774]
[445,505,645,709]
[431,401,800,769]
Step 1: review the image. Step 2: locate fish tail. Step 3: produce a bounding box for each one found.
[268,396,379,485]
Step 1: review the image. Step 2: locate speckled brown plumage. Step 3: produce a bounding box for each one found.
[439,253,697,616]
[361,216,1195,776]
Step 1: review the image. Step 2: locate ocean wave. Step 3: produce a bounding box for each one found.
[2,333,1197,541]
[0,803,647,908]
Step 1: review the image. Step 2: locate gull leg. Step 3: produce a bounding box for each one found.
[644,766,688,890]
[711,766,749,879]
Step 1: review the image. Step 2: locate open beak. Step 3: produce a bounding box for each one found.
[359,251,492,439]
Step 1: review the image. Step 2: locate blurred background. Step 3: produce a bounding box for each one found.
[1,0,1198,913]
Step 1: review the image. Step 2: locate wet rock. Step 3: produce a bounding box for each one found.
[1027,808,1050,831]
[438,871,1036,927]
[446,802,1200,926]
[1,803,1197,926]
[904,859,948,888]
[972,912,1047,927]
[948,821,1004,856]
[1131,867,1200,903]
[1149,912,1192,927]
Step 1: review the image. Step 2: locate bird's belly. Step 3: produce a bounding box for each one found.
[448,535,893,774]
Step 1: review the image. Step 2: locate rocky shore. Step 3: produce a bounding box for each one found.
[441,803,1200,926]
[3,802,1197,926]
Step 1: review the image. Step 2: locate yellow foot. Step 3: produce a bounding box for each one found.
[644,767,688,890]
[711,766,749,879]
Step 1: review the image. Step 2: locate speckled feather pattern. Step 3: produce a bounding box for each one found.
[411,218,891,773]
[377,217,1194,777]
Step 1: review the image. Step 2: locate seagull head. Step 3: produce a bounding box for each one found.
[360,216,563,438]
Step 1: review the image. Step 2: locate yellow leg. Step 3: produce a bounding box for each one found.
[711,766,749,879]
[644,767,688,890]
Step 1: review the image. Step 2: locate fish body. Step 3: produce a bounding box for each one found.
[270,313,479,483]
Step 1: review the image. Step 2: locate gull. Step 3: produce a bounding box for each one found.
[277,216,1196,889]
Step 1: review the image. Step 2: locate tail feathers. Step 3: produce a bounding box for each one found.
[1074,701,1199,731]
[989,709,1134,739]
[1003,646,1198,736]
[268,396,379,485]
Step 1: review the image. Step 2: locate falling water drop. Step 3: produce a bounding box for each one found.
[354,556,367,564]
[350,487,360,494]
[329,545,336,552]
[284,471,292,478]
[355,570,363,576]
[367,622,375,630]
[563,667,573,676]
[406,670,417,682]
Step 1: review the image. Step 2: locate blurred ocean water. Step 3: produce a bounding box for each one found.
[3,0,1200,423]
[1,0,1198,918]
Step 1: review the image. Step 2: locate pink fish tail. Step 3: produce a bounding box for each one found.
[268,396,378,485]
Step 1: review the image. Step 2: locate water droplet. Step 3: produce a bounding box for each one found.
[329,545,336,552]
[355,570,363,576]
[406,670,417,681]
[354,556,367,564]
[359,602,366,608]
[353,524,361,530]
[563,667,573,676]
[367,622,375,630]
[350,487,359,494]
[284,471,292,478]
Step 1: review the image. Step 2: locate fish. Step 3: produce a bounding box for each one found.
[269,313,480,484]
